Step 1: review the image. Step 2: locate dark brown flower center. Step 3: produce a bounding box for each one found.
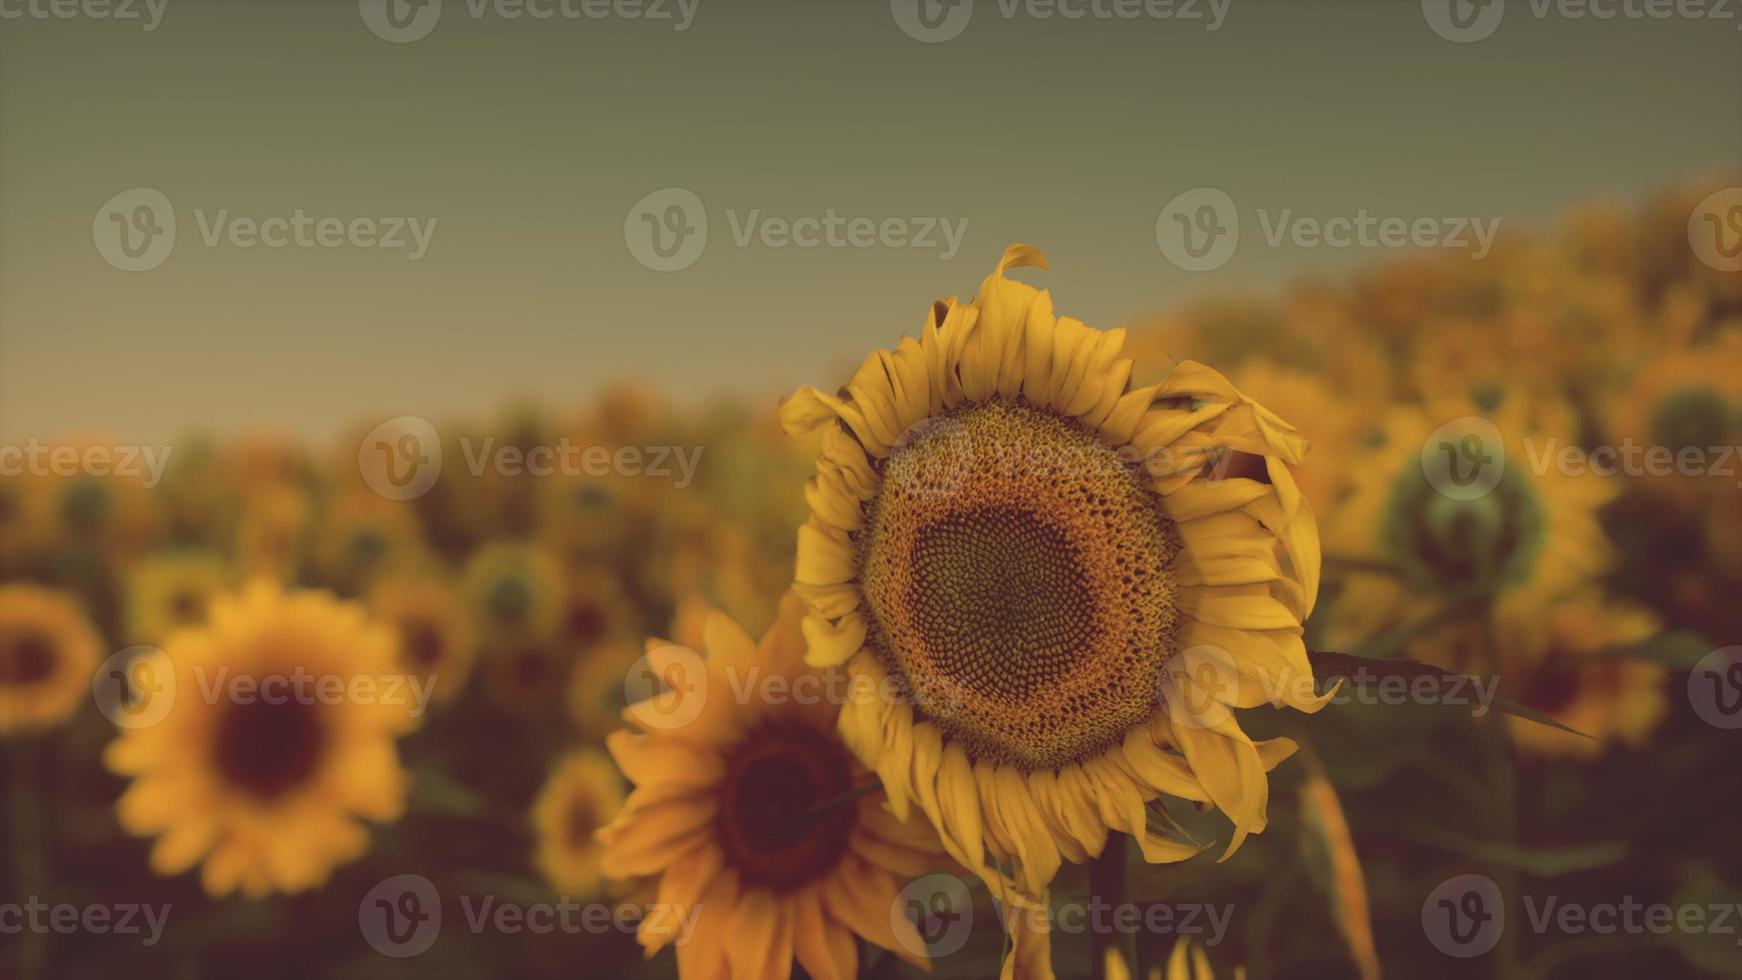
[401,619,445,667]
[564,796,599,850]
[567,600,607,647]
[0,630,58,687]
[859,400,1182,771]
[715,721,857,893]
[211,694,328,802]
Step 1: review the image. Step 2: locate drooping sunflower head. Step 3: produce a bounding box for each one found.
[124,551,231,645]
[783,245,1328,896]
[367,574,476,707]
[531,748,625,896]
[104,583,415,897]
[0,585,102,736]
[597,593,949,980]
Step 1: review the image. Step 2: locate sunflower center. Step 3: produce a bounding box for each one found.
[1651,387,1731,456]
[401,619,444,667]
[564,796,599,850]
[715,721,856,893]
[170,591,203,624]
[566,600,606,646]
[1383,466,1545,595]
[859,400,1183,771]
[0,631,58,687]
[211,694,328,802]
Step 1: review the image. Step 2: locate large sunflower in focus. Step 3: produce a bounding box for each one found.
[0,585,101,736]
[105,583,415,896]
[781,245,1327,898]
[597,594,949,979]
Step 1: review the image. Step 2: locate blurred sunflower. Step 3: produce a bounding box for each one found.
[308,492,427,596]
[0,585,101,736]
[530,748,625,895]
[483,634,570,713]
[1163,939,1241,980]
[463,541,563,643]
[1505,596,1667,759]
[368,574,476,707]
[557,568,645,739]
[1229,360,1373,513]
[1606,328,1742,509]
[781,245,1327,898]
[1322,395,1615,664]
[105,583,414,897]
[597,593,948,979]
[123,551,230,645]
[234,484,311,582]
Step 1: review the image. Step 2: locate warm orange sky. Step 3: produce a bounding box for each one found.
[3,0,1738,444]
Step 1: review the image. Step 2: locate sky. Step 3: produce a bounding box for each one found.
[2,0,1739,444]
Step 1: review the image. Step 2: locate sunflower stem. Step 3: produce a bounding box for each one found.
[1089,834,1133,980]
[9,737,47,980]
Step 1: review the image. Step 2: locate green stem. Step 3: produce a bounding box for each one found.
[1089,835,1132,980]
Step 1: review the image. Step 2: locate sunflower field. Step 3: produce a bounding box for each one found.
[3,173,1741,980]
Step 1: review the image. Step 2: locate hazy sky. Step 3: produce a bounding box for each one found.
[2,0,1738,443]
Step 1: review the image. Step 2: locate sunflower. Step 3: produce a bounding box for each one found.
[308,491,427,596]
[462,541,564,643]
[1503,596,1667,759]
[1163,939,1241,980]
[234,484,311,582]
[781,245,1327,900]
[1606,328,1742,509]
[558,567,646,738]
[596,593,950,979]
[104,583,414,896]
[1321,394,1615,664]
[367,574,476,707]
[0,585,101,736]
[124,551,231,645]
[531,748,626,895]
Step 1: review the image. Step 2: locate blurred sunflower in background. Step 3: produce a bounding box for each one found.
[464,540,564,644]
[0,584,101,735]
[368,573,476,708]
[530,748,625,896]
[783,245,1329,903]
[123,550,230,645]
[105,583,415,896]
[597,594,949,980]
